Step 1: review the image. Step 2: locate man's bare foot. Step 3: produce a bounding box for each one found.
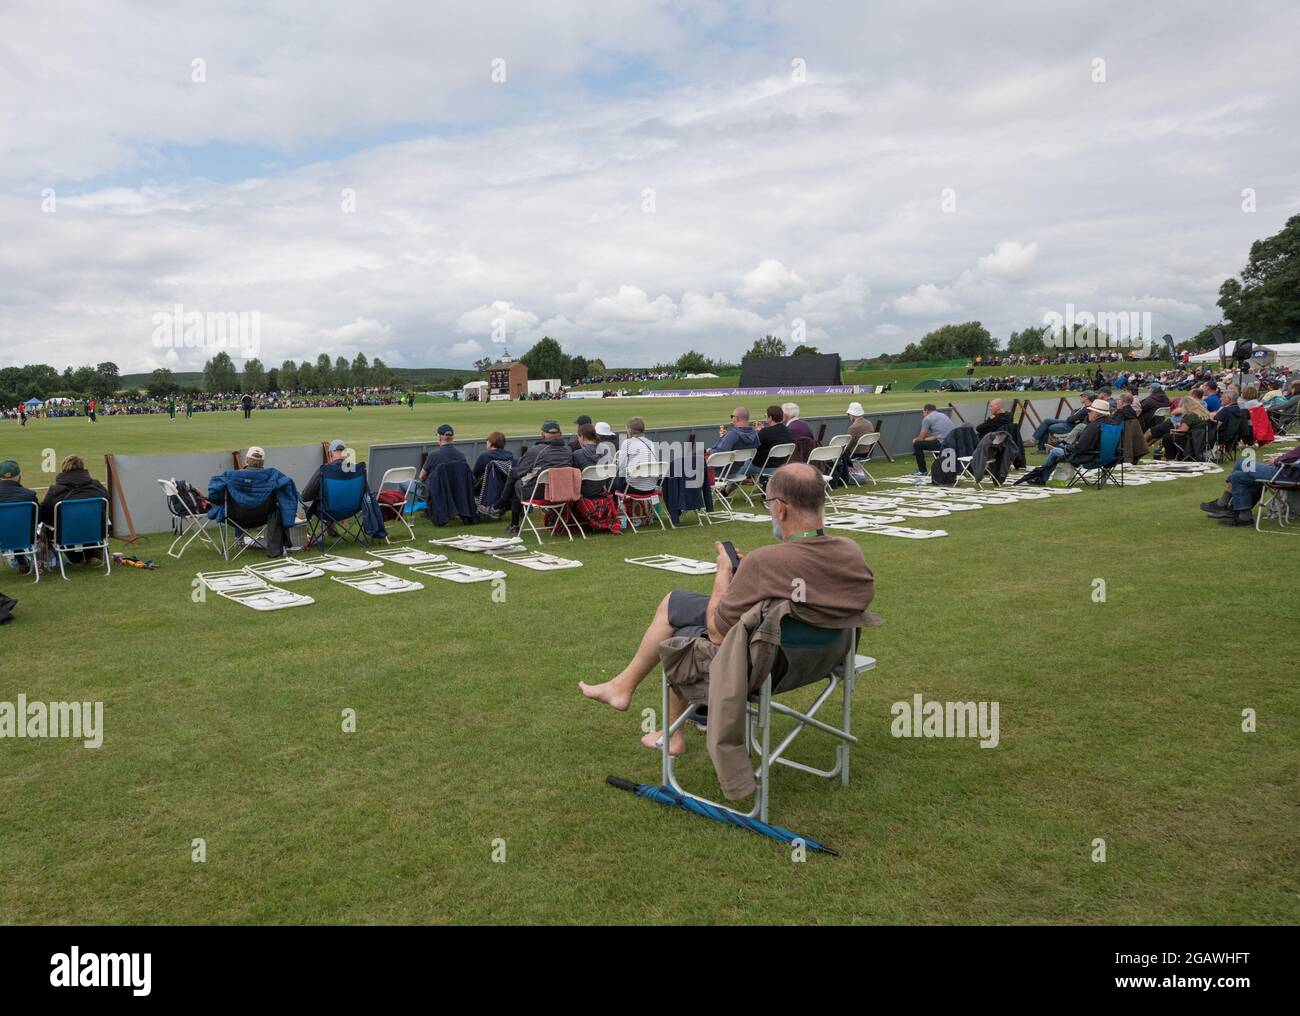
[579,678,632,711]
[641,730,685,755]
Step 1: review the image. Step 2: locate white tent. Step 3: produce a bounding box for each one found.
[462,381,489,401]
[1189,341,1300,370]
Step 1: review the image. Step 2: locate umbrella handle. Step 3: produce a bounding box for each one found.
[605,775,640,793]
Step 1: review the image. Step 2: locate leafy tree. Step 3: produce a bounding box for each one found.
[351,352,370,386]
[146,367,178,398]
[334,355,351,387]
[791,344,820,356]
[279,359,299,390]
[315,353,333,387]
[371,358,393,387]
[203,352,239,393]
[908,321,999,361]
[298,362,317,390]
[266,367,280,391]
[520,337,571,383]
[746,335,787,359]
[91,361,120,399]
[241,357,267,392]
[570,355,589,378]
[588,358,606,376]
[1005,326,1050,358]
[473,356,493,372]
[674,350,712,373]
[1217,213,1300,341]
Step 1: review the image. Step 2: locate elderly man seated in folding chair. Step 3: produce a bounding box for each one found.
[580,463,879,805]
[207,446,301,558]
[301,440,386,548]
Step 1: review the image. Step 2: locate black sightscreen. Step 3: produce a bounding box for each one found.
[738,352,841,387]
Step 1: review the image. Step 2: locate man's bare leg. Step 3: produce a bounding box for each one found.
[579,592,673,711]
[640,685,687,755]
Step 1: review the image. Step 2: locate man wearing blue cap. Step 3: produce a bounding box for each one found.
[419,424,466,482]
[480,420,573,535]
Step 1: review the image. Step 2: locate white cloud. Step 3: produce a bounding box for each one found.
[975,241,1039,279]
[1,2,1297,369]
[738,259,807,302]
[894,284,958,317]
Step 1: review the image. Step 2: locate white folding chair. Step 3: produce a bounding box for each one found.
[846,433,881,486]
[520,468,583,544]
[376,466,418,543]
[725,447,760,507]
[158,479,218,559]
[755,442,796,491]
[706,450,740,518]
[805,445,845,508]
[826,433,851,452]
[616,461,668,533]
[576,462,619,533]
[661,617,875,824]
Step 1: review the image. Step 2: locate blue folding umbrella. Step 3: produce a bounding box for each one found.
[605,776,839,856]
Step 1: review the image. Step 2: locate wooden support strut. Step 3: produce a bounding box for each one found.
[103,453,138,545]
[870,419,896,462]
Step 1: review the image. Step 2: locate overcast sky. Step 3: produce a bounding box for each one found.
[2,0,1298,374]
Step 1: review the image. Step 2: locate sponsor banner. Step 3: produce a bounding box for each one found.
[638,385,860,398]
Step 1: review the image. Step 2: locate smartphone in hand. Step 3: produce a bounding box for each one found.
[721,540,741,572]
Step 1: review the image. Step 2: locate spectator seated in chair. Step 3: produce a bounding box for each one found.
[40,455,110,565]
[912,402,957,473]
[0,459,40,575]
[1199,446,1300,527]
[480,420,573,535]
[1029,392,1094,453]
[752,404,794,473]
[416,425,467,489]
[709,406,759,493]
[472,431,516,503]
[206,446,300,557]
[578,463,879,761]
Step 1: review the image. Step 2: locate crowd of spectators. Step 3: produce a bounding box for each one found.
[4,387,405,420]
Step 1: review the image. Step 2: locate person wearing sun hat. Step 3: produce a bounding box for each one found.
[845,400,875,451]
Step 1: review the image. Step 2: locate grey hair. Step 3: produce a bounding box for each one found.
[781,402,800,421]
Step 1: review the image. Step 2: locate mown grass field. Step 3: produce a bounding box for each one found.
[1,401,1296,925]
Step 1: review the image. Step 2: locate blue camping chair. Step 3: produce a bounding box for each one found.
[306,465,370,551]
[1068,422,1124,489]
[44,497,111,579]
[0,500,41,582]
[661,615,875,824]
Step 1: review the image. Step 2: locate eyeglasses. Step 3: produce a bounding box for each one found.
[761,496,784,508]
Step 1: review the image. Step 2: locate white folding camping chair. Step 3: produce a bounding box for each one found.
[826,433,851,452]
[846,433,881,486]
[376,466,418,543]
[158,479,218,559]
[661,616,876,824]
[616,461,669,533]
